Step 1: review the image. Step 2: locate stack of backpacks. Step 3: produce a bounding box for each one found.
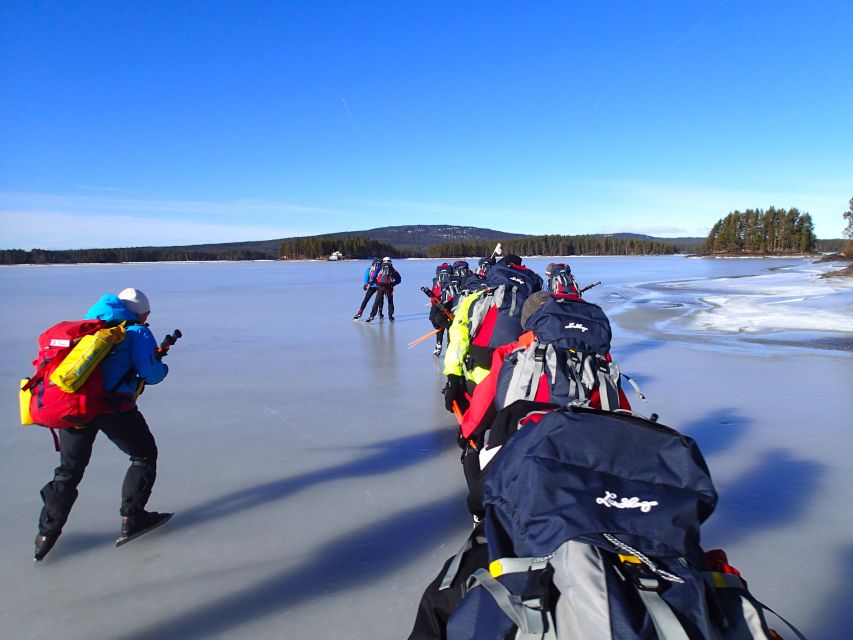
[410,280,806,640]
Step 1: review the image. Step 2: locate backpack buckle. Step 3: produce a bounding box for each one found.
[635,576,663,592]
[616,555,663,592]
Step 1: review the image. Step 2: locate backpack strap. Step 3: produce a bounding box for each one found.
[503,343,547,405]
[439,527,489,591]
[49,428,60,452]
[633,582,691,640]
[621,372,647,401]
[507,285,519,317]
[594,357,620,412]
[569,354,620,411]
[465,568,555,640]
[704,572,808,640]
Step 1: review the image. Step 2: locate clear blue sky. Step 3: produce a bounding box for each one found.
[2,1,851,249]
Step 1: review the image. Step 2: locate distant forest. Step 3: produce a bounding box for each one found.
[278,236,398,260]
[425,234,679,258]
[0,233,679,264]
[700,207,817,254]
[279,233,679,259]
[0,246,274,265]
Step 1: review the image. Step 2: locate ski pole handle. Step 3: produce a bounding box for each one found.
[420,287,454,321]
[156,329,182,358]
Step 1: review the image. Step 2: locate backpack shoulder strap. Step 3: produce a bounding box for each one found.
[502,343,548,406]
[465,569,555,640]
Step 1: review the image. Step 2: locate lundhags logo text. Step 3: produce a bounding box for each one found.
[596,491,659,513]
[509,276,525,285]
[564,323,589,332]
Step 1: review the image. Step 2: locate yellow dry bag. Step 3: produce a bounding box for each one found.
[19,378,34,425]
[49,324,126,393]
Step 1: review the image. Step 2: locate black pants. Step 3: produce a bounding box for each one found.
[429,306,451,346]
[38,409,158,536]
[356,287,382,316]
[370,285,394,318]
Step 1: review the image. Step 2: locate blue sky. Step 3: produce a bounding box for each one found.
[2,1,851,250]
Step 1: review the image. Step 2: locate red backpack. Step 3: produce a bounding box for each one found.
[21,320,127,448]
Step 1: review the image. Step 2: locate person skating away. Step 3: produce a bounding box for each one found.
[34,288,171,561]
[428,258,492,356]
[428,262,456,356]
[366,257,401,322]
[353,258,385,320]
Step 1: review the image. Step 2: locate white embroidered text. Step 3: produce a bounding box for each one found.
[596,491,658,513]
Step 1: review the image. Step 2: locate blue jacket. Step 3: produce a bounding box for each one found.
[363,262,380,289]
[84,294,169,395]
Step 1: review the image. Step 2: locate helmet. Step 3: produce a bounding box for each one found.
[476,257,495,278]
[452,260,470,277]
[382,256,392,263]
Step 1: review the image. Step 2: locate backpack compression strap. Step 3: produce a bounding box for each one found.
[465,568,555,640]
[502,343,626,411]
[704,572,808,640]
[438,529,489,591]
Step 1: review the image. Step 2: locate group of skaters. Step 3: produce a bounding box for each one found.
[21,259,802,638]
[352,256,402,322]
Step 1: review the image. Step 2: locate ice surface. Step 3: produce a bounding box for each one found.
[1,256,851,639]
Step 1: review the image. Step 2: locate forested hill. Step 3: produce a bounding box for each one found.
[2,222,823,265]
[325,225,525,251]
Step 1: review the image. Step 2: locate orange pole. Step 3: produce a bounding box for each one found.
[452,400,464,426]
[407,327,441,348]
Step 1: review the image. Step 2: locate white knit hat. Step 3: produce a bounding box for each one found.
[118,288,151,316]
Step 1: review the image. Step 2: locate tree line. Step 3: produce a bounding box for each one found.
[0,233,681,264]
[426,234,679,258]
[700,207,816,254]
[278,235,399,260]
[0,247,273,265]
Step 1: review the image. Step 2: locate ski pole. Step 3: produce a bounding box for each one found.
[420,287,454,321]
[579,281,601,295]
[408,327,441,349]
[451,400,464,426]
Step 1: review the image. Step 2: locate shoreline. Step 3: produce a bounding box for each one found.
[609,260,853,354]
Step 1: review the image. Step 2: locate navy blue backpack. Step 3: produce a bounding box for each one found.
[466,262,543,369]
[446,407,806,640]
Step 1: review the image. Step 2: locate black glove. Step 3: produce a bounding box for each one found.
[363,284,369,290]
[443,374,468,413]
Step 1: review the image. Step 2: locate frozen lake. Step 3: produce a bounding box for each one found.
[1,255,851,639]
